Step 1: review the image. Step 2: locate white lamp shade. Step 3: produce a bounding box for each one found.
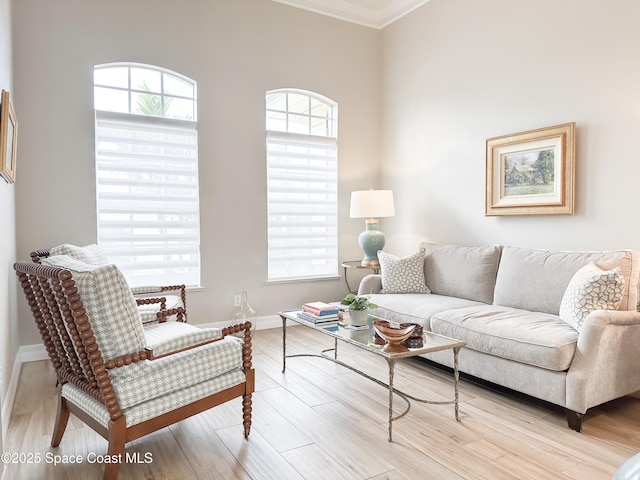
[350,190,395,218]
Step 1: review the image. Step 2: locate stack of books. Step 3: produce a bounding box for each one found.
[297,301,339,324]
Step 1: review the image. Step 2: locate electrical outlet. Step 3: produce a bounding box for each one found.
[234,294,242,307]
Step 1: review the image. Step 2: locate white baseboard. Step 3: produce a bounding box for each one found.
[202,314,285,331]
[1,315,283,435]
[2,343,49,443]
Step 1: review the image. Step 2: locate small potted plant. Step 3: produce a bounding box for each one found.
[340,294,377,326]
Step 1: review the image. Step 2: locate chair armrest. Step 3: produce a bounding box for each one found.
[358,274,382,295]
[141,306,186,325]
[133,284,187,322]
[222,321,253,374]
[131,285,165,294]
[136,297,165,306]
[131,285,185,295]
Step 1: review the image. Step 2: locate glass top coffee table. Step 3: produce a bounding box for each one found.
[278,310,466,441]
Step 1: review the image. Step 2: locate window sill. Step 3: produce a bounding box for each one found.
[265,275,341,286]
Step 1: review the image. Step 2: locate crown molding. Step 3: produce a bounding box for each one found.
[272,0,431,29]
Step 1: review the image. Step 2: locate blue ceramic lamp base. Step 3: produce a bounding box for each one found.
[358,219,386,267]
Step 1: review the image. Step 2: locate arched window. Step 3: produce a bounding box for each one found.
[266,89,338,281]
[94,63,200,287]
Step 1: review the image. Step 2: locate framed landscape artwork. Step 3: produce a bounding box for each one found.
[0,89,18,183]
[485,122,575,216]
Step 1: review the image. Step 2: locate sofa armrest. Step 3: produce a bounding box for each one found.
[566,309,640,413]
[358,274,382,295]
[576,309,640,353]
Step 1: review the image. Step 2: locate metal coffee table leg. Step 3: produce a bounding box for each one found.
[388,358,397,442]
[281,315,287,373]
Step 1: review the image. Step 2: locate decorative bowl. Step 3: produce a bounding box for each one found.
[372,320,416,353]
[400,322,424,348]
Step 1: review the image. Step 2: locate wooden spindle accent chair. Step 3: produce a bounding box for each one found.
[31,244,187,324]
[15,258,254,480]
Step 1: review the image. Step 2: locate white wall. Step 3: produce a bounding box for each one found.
[0,0,14,450]
[12,0,381,345]
[14,0,640,352]
[381,0,640,255]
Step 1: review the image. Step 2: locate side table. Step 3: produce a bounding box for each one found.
[341,260,380,294]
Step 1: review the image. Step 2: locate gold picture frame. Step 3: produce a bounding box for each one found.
[0,89,18,183]
[485,122,575,216]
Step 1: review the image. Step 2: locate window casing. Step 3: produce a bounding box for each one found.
[266,89,338,281]
[94,63,201,287]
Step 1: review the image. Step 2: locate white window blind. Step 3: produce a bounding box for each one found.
[266,130,338,281]
[95,110,201,287]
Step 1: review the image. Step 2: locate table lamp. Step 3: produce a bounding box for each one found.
[349,189,395,267]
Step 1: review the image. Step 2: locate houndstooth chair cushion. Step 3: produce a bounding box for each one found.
[143,322,222,357]
[61,367,246,428]
[108,336,243,410]
[50,243,110,266]
[41,255,146,360]
[50,243,186,322]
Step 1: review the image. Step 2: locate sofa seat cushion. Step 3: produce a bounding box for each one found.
[108,336,243,410]
[368,293,485,329]
[430,305,578,371]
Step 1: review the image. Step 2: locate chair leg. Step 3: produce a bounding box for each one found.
[103,417,126,480]
[242,393,252,437]
[51,395,70,447]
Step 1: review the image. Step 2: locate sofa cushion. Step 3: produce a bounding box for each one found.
[559,262,625,332]
[368,293,484,330]
[378,248,430,294]
[420,243,502,304]
[493,246,639,315]
[430,305,578,371]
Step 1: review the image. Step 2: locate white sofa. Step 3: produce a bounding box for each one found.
[358,243,640,431]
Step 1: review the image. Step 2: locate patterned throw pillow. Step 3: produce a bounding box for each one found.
[559,262,625,332]
[41,254,145,360]
[378,248,431,294]
[50,243,110,266]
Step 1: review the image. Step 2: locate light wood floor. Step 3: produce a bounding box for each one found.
[4,326,640,479]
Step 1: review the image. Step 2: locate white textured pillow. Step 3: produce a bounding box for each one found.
[559,262,625,332]
[378,248,431,294]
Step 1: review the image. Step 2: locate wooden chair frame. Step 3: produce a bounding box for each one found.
[15,261,254,480]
